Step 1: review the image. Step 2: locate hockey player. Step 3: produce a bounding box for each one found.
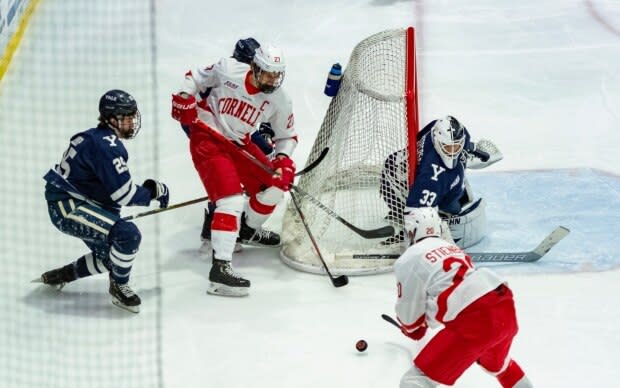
[380,115,502,248]
[176,37,275,251]
[394,207,532,388]
[38,89,170,313]
[171,43,297,297]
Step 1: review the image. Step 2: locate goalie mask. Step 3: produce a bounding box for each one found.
[251,45,285,94]
[431,116,465,169]
[404,207,442,245]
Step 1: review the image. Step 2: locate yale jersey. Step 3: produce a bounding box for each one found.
[44,126,152,213]
[394,237,504,331]
[405,120,472,214]
[181,57,297,156]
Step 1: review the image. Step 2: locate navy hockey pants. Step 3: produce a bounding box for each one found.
[47,198,141,284]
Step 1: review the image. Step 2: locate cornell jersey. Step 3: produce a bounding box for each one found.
[181,57,297,157]
[405,120,472,214]
[394,237,504,330]
[43,126,152,213]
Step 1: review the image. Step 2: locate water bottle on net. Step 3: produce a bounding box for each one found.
[324,63,342,97]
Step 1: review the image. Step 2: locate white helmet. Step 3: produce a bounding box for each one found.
[404,207,442,245]
[431,116,465,169]
[251,45,286,93]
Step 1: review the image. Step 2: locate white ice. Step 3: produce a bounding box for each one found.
[1,1,620,387]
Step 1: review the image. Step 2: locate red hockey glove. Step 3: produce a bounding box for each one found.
[271,156,296,191]
[401,322,427,341]
[171,93,197,125]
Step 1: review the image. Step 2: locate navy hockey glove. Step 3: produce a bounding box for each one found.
[251,122,275,155]
[143,179,170,208]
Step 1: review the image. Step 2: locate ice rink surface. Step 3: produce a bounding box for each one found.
[2,1,620,387]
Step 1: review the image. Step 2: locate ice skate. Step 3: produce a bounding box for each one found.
[109,278,141,313]
[238,216,280,247]
[35,264,77,290]
[207,258,250,297]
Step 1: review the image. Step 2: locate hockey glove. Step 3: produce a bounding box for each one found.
[258,122,275,141]
[401,322,428,341]
[143,179,170,208]
[251,122,275,155]
[465,142,490,162]
[171,93,197,125]
[271,155,296,191]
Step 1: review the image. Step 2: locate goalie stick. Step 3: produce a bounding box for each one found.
[193,120,395,239]
[345,226,570,263]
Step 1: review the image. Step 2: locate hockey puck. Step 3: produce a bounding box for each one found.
[355,339,368,352]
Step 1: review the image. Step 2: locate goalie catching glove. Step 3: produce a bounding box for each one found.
[271,155,296,191]
[171,93,197,125]
[142,179,170,208]
[466,139,503,170]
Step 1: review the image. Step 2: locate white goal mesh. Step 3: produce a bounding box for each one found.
[280,27,418,275]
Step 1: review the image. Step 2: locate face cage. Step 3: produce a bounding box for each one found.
[110,110,141,139]
[439,137,464,158]
[253,66,285,93]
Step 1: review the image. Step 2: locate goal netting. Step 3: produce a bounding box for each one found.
[280,27,419,276]
[0,1,161,387]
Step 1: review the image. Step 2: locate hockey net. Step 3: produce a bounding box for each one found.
[280,27,418,275]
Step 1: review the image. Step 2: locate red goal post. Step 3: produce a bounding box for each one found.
[280,27,419,275]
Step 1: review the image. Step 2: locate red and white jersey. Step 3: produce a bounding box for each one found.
[180,57,297,156]
[394,237,504,331]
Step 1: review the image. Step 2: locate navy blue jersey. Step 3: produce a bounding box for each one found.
[405,120,472,214]
[44,126,152,213]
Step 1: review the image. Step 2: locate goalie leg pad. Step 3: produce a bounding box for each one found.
[443,197,487,249]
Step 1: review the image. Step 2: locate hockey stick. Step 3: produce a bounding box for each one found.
[290,191,349,287]
[295,147,329,176]
[291,185,395,239]
[348,226,570,263]
[119,148,327,222]
[193,120,394,239]
[381,314,401,330]
[469,226,570,263]
[121,196,209,221]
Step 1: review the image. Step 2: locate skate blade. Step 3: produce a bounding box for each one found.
[207,282,249,297]
[111,298,140,313]
[238,240,281,248]
[31,277,66,290]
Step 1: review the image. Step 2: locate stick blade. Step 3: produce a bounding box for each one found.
[356,225,395,239]
[331,275,349,287]
[296,147,329,176]
[381,314,401,329]
[532,226,570,257]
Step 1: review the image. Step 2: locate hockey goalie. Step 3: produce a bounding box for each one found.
[380,115,503,249]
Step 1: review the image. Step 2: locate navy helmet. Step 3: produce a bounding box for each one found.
[98,89,141,138]
[233,37,260,64]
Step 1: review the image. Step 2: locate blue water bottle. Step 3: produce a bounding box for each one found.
[324,63,343,97]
